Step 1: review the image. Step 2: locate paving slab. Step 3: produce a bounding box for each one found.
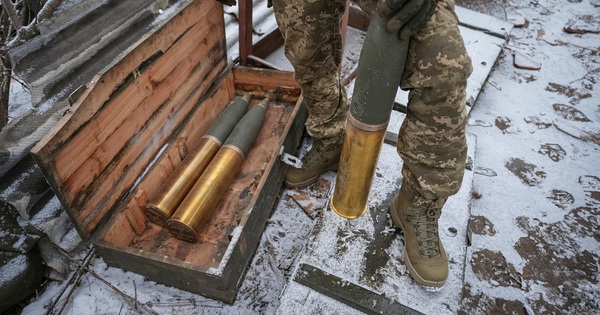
[276,134,477,315]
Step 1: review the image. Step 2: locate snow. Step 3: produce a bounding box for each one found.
[0,255,28,288]
[8,79,32,121]
[6,0,600,313]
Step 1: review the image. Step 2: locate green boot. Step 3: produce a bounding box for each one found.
[390,184,448,288]
[284,146,341,188]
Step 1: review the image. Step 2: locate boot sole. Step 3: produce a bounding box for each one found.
[390,200,447,289]
[284,163,339,189]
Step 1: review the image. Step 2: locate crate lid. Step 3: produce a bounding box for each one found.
[31,0,229,240]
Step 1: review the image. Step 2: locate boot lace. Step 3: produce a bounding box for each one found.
[408,205,441,258]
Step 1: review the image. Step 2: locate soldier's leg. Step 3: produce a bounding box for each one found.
[398,0,472,200]
[272,0,350,187]
[390,0,472,288]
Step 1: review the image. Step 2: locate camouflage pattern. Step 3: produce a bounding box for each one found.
[397,0,472,200]
[353,0,378,15]
[271,0,349,151]
[273,0,472,200]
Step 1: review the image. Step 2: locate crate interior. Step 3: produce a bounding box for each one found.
[97,72,299,269]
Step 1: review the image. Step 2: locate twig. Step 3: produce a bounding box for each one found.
[146,299,199,307]
[0,52,9,129]
[341,65,359,86]
[289,189,316,220]
[56,253,93,315]
[0,0,60,49]
[36,0,62,23]
[133,281,138,312]
[45,248,95,315]
[55,247,159,315]
[1,0,22,29]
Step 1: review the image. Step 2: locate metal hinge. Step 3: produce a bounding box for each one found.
[279,146,302,169]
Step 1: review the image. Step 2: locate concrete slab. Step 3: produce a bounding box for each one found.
[276,134,477,314]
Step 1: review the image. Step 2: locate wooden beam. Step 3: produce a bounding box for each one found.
[295,263,424,315]
[238,0,253,66]
[251,29,284,60]
[348,5,371,32]
[341,0,351,48]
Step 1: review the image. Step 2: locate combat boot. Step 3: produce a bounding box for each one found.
[284,146,341,188]
[390,184,448,288]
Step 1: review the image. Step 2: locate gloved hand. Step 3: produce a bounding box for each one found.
[377,0,439,39]
[216,0,236,6]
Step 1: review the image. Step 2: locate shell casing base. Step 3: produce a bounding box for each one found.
[144,137,221,226]
[167,147,244,243]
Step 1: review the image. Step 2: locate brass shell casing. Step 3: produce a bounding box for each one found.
[144,137,221,226]
[166,147,244,243]
[144,93,251,226]
[331,115,387,219]
[330,13,409,219]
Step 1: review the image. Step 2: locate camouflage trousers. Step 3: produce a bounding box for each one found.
[272,0,472,199]
[271,0,349,151]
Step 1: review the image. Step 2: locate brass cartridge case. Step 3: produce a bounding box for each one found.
[144,137,221,225]
[331,115,387,218]
[330,13,409,219]
[143,93,251,226]
[166,147,244,243]
[167,98,269,242]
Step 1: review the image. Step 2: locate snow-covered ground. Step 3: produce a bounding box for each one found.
[6,0,599,314]
[458,0,599,312]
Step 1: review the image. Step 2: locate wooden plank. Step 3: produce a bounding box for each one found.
[238,0,253,66]
[183,241,221,268]
[294,264,424,315]
[130,88,231,204]
[348,5,370,32]
[31,0,220,161]
[95,242,236,302]
[232,67,298,90]
[62,23,222,189]
[99,210,138,247]
[125,218,221,268]
[63,34,225,206]
[51,18,216,184]
[252,29,284,60]
[74,54,227,238]
[125,191,148,235]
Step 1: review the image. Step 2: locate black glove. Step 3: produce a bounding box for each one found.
[216,0,236,6]
[377,0,439,39]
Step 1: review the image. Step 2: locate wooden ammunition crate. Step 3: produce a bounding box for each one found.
[31,0,305,303]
